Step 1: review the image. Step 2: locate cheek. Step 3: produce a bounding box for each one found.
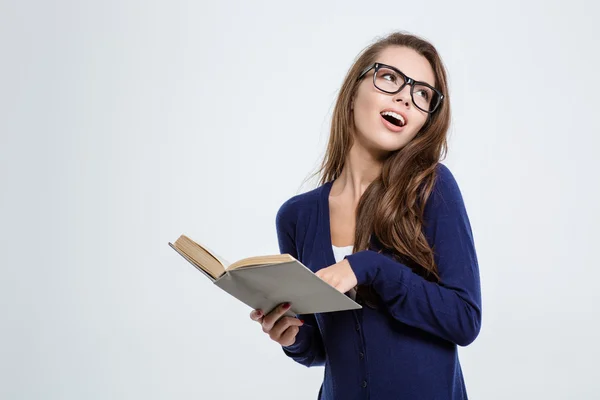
[353,96,377,132]
[353,109,376,139]
[411,115,429,135]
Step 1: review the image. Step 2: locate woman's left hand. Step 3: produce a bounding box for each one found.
[315,259,358,294]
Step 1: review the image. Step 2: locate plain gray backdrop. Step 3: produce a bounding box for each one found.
[1,0,599,399]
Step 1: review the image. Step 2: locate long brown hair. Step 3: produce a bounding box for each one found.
[311,31,451,289]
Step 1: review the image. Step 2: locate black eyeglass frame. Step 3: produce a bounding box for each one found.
[357,62,444,114]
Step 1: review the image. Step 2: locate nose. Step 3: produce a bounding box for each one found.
[392,84,411,108]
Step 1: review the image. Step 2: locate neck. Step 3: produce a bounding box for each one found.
[331,142,385,204]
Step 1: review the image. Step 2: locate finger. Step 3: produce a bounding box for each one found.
[262,302,292,332]
[316,270,330,284]
[269,316,304,340]
[320,272,340,288]
[249,309,263,321]
[333,282,346,293]
[320,274,336,288]
[278,325,300,347]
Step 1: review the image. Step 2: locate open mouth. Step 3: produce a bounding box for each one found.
[380,111,406,127]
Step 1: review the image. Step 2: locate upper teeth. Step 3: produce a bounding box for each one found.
[381,111,405,126]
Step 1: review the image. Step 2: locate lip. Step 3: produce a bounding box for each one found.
[380,108,408,127]
[380,108,407,133]
[380,114,405,132]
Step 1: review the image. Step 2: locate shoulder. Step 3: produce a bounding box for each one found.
[432,162,462,196]
[275,182,325,229]
[425,163,468,216]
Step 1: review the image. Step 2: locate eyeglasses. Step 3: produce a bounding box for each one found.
[357,62,444,114]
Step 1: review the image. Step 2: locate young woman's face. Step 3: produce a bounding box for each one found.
[351,45,436,155]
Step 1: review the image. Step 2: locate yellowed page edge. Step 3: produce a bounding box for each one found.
[227,254,295,271]
[175,235,225,279]
[181,235,232,269]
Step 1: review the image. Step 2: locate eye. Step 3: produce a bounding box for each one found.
[381,73,398,83]
[414,88,431,100]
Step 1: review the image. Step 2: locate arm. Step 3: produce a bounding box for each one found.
[275,199,326,367]
[344,165,482,346]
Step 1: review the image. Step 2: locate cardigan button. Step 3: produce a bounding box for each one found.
[359,352,364,359]
[355,324,360,331]
[361,380,367,388]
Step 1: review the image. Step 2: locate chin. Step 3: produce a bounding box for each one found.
[353,122,415,153]
[376,129,412,149]
[362,135,407,155]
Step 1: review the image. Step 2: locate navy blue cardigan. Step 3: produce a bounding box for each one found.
[275,163,482,399]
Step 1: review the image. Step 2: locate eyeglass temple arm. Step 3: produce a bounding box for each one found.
[357,64,377,81]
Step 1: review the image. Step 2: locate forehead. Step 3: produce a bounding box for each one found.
[376,46,436,87]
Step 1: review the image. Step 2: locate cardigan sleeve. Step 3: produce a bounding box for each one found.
[275,199,326,367]
[343,164,482,346]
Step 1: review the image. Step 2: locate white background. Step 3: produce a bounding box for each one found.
[1,0,599,399]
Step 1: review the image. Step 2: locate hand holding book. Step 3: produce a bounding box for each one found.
[249,302,304,347]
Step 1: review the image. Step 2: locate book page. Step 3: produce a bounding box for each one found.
[198,243,231,269]
[174,235,226,279]
[227,254,295,271]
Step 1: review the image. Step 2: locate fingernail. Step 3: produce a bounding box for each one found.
[282,302,290,309]
[256,310,262,316]
[299,319,305,324]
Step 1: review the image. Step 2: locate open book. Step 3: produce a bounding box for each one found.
[168,234,361,317]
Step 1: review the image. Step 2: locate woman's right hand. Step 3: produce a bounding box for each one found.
[249,302,304,347]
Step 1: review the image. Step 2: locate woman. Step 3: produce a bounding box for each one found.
[250,31,482,399]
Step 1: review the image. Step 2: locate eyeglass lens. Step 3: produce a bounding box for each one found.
[374,66,440,112]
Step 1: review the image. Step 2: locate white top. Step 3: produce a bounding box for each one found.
[332,244,357,300]
[332,244,354,263]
